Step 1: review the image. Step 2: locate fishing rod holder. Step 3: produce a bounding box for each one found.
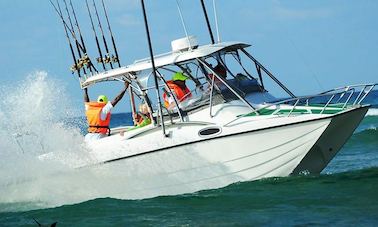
[70,55,93,72]
[79,54,91,66]
[111,55,119,63]
[96,54,119,64]
[96,55,110,63]
[70,63,79,72]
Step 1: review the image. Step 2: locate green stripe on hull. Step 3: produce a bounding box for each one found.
[239,105,345,117]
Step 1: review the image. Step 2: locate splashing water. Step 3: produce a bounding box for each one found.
[0,71,85,156]
[0,71,95,210]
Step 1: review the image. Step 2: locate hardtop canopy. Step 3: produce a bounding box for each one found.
[81,41,250,88]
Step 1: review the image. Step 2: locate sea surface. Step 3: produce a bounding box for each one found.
[0,73,377,226]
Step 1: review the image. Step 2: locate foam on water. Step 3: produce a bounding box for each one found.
[366,108,378,116]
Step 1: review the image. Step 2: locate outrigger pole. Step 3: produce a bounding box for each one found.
[200,0,215,45]
[101,0,121,67]
[92,0,113,69]
[85,0,106,70]
[53,0,80,77]
[140,0,167,137]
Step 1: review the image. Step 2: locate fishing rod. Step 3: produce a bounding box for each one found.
[102,0,128,118]
[140,0,167,137]
[92,0,113,69]
[69,0,87,54]
[101,0,121,67]
[63,0,87,75]
[49,0,86,54]
[69,0,97,73]
[53,0,80,77]
[200,0,215,45]
[85,0,106,70]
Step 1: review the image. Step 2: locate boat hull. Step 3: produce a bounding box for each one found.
[292,105,369,174]
[82,117,331,199]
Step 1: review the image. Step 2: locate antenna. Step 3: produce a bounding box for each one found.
[212,0,221,43]
[175,0,192,49]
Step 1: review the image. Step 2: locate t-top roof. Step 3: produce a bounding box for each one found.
[81,41,250,88]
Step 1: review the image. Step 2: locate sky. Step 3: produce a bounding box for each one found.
[0,0,377,113]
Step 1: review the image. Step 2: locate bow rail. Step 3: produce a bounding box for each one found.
[224,83,377,127]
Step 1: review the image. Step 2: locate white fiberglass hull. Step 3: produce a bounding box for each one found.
[81,116,331,199]
[293,105,370,174]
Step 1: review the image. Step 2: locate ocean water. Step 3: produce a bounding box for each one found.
[0,72,377,226]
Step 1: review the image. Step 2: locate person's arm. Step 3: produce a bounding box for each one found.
[111,81,129,107]
[84,88,90,103]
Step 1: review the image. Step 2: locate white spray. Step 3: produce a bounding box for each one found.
[0,71,94,211]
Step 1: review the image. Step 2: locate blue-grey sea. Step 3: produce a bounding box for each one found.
[0,75,377,226]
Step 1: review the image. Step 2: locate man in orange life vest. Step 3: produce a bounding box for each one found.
[163,72,192,108]
[84,81,129,141]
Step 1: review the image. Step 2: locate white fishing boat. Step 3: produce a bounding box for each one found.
[79,38,375,198]
[49,0,376,199]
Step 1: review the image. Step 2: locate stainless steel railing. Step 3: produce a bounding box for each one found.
[224,83,377,126]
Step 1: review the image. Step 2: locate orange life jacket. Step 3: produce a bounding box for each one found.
[85,102,111,134]
[163,80,192,107]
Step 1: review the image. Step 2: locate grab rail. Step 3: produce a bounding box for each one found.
[224,83,377,127]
